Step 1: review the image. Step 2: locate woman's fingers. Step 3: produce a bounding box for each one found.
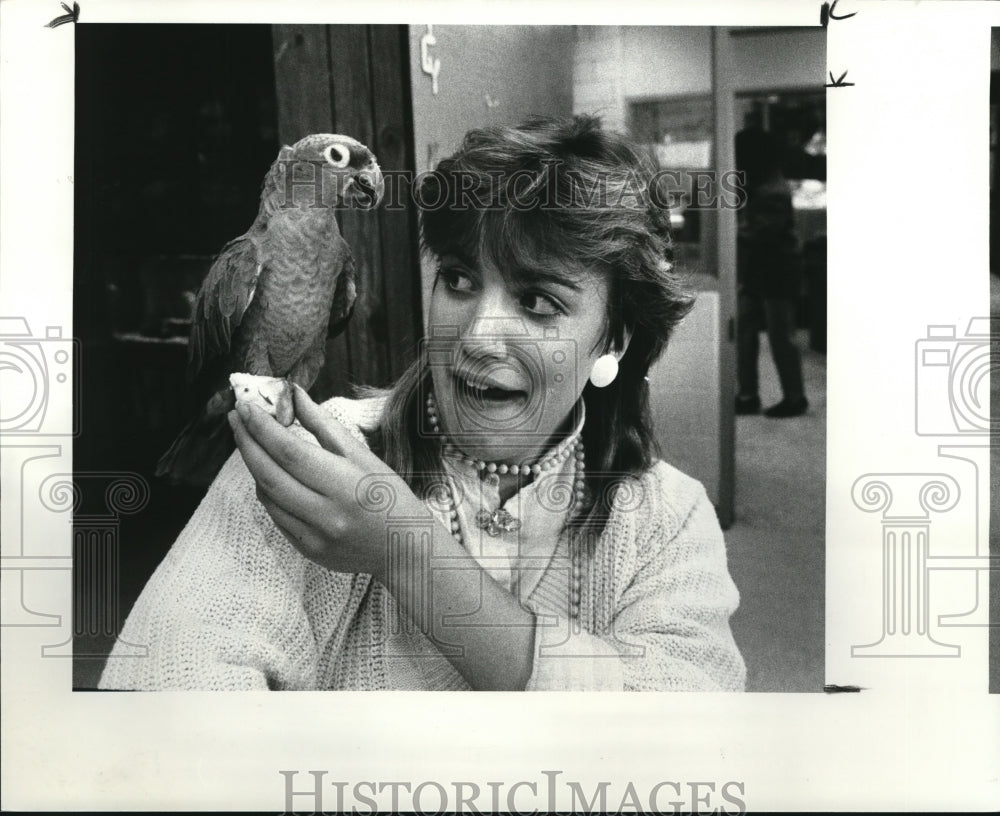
[233,401,309,465]
[230,408,334,514]
[292,384,345,453]
[292,384,368,461]
[233,400,356,496]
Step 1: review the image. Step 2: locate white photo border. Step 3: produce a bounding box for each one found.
[1,0,998,811]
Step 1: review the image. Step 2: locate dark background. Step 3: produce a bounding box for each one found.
[73,24,422,687]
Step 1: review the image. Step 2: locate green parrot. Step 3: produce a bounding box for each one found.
[156,133,384,485]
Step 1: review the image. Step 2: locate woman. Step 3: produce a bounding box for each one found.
[100,115,746,691]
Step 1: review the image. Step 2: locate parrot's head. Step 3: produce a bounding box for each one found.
[274,133,385,211]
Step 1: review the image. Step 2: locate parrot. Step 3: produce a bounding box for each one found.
[155,133,384,486]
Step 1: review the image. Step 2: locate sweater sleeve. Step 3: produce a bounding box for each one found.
[524,465,746,692]
[99,451,321,691]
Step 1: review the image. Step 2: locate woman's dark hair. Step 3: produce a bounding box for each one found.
[366,114,694,549]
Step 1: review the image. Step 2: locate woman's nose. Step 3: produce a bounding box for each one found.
[464,288,527,349]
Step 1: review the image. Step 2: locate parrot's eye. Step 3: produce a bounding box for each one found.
[324,143,351,168]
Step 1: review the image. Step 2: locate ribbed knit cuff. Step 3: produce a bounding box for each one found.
[523,600,625,691]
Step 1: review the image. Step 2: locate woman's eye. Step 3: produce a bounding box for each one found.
[439,267,475,293]
[520,292,562,317]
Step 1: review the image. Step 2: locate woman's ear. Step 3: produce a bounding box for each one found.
[616,330,632,359]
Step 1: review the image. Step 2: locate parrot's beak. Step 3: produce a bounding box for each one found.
[352,161,385,209]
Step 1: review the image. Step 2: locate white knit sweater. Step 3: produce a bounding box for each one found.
[100,397,746,691]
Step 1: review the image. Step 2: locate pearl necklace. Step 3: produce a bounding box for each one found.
[425,392,581,477]
[425,392,586,619]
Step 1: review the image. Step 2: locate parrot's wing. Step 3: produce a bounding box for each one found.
[188,235,263,379]
[327,245,358,338]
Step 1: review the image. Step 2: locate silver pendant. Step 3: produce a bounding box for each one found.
[475,508,522,537]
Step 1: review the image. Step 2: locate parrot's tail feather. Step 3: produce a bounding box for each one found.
[155,388,237,487]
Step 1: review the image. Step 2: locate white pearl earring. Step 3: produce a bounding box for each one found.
[589,354,619,388]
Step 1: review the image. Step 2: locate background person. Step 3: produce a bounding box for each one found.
[734,125,808,418]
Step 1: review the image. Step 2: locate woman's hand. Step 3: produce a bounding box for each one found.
[228,384,423,580]
[231,385,538,690]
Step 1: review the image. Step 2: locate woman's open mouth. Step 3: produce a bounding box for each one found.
[440,367,540,436]
[453,371,528,405]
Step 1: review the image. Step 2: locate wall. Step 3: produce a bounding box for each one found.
[731,28,826,92]
[408,25,575,316]
[573,26,827,122]
[573,27,628,131]
[409,25,575,175]
[623,27,714,98]
[648,289,721,500]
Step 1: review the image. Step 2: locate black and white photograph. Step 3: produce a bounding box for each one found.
[72,23,826,695]
[1,1,997,812]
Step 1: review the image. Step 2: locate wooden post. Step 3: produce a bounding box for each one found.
[271,24,422,397]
